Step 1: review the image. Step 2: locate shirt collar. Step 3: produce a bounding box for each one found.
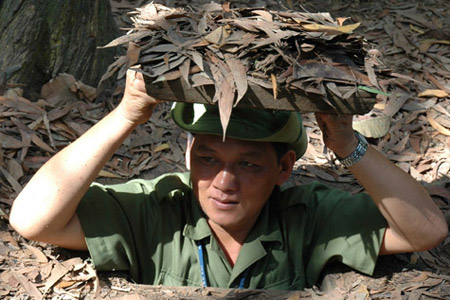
[246,186,283,245]
[183,185,283,246]
[183,187,212,241]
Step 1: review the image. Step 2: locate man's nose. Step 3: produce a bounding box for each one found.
[213,168,238,192]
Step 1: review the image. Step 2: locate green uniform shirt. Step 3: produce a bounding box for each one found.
[77,172,386,290]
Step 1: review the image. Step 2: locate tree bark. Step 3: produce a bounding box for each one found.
[0,0,119,98]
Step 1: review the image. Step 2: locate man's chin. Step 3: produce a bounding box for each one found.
[207,217,243,232]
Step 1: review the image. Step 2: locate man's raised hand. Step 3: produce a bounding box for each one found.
[314,112,358,159]
[117,69,161,125]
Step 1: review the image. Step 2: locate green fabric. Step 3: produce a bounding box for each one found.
[77,172,387,290]
[171,103,308,159]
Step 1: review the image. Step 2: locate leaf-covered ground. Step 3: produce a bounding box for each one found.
[0,0,449,299]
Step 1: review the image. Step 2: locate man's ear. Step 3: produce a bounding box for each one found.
[185,133,194,170]
[185,148,191,170]
[276,150,296,186]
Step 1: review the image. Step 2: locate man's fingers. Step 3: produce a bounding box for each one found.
[316,112,352,122]
[125,69,148,96]
[126,69,136,82]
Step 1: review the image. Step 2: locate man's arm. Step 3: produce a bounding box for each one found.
[9,70,158,250]
[315,113,448,255]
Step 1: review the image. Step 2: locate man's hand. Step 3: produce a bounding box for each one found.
[314,112,358,158]
[117,69,161,125]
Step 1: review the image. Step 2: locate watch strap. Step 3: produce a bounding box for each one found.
[337,131,368,168]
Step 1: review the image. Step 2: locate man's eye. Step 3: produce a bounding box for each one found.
[239,161,257,168]
[201,156,216,163]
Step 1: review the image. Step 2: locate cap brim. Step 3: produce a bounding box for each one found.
[172,103,308,159]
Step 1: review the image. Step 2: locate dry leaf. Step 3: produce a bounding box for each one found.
[391,26,412,54]
[427,111,450,136]
[391,73,427,87]
[425,73,450,94]
[364,59,379,88]
[418,89,449,98]
[127,42,141,67]
[419,39,450,53]
[12,271,43,300]
[410,271,431,282]
[294,62,358,82]
[98,170,122,179]
[218,75,235,139]
[41,74,79,107]
[179,59,191,87]
[188,51,205,71]
[154,143,170,153]
[271,73,278,99]
[98,55,128,86]
[301,22,361,33]
[55,281,77,289]
[0,166,22,194]
[355,283,370,300]
[0,96,43,114]
[100,31,152,48]
[30,133,55,153]
[43,263,70,294]
[5,158,23,181]
[230,19,259,33]
[226,58,248,105]
[71,81,97,102]
[40,263,54,281]
[85,262,100,297]
[22,244,48,263]
[204,25,232,47]
[0,132,28,149]
[252,10,273,22]
[0,231,19,247]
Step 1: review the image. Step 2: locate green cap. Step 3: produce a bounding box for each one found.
[171,103,308,159]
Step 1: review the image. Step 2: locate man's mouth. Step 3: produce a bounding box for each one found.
[210,197,238,209]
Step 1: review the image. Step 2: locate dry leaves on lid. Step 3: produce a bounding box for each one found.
[101,2,391,137]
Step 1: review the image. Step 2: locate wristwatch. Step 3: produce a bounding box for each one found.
[337,131,368,168]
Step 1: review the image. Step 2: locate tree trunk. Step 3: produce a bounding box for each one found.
[0,0,119,98]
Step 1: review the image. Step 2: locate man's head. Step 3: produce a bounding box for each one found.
[171,103,308,233]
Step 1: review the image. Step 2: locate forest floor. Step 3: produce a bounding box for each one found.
[0,0,449,299]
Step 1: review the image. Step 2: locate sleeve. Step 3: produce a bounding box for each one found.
[302,183,387,287]
[76,180,158,275]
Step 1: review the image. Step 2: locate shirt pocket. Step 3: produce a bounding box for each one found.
[259,272,304,290]
[157,269,203,287]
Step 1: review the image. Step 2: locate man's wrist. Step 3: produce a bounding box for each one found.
[336,131,368,168]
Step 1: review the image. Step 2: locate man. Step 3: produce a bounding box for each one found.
[10,70,447,290]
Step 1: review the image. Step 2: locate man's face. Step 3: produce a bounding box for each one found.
[188,134,291,233]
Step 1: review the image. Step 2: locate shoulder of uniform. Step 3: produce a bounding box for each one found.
[135,172,192,199]
[277,181,335,210]
[93,172,192,202]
